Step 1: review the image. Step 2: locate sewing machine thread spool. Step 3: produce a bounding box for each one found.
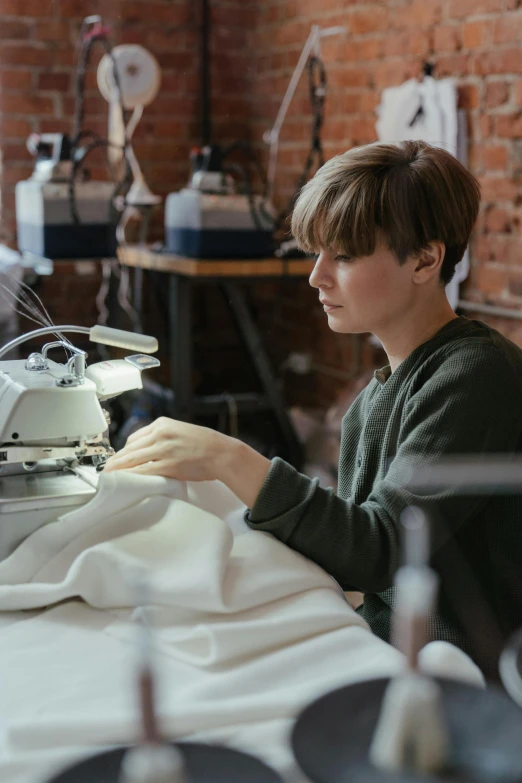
[393,506,437,669]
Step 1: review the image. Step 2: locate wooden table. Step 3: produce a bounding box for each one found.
[118,245,315,468]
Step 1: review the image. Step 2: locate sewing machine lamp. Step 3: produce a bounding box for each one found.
[97,45,161,206]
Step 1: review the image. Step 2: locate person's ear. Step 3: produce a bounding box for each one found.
[412,242,446,284]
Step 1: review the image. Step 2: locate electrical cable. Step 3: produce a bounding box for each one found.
[69,21,127,226]
[221,162,265,233]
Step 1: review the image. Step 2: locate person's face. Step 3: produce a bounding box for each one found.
[309,242,419,335]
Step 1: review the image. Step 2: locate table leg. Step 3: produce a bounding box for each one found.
[133,266,143,334]
[169,274,192,421]
[221,281,302,469]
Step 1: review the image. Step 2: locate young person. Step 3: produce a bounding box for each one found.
[106,140,522,678]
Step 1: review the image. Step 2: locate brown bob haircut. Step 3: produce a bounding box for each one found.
[291,140,481,285]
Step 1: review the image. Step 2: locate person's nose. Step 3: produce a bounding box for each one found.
[309,252,333,289]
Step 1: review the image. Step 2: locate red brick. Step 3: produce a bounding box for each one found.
[479,176,519,201]
[508,271,522,296]
[1,164,35,185]
[38,72,70,91]
[408,30,434,57]
[474,48,522,75]
[350,7,389,34]
[486,80,510,107]
[359,92,380,112]
[493,15,522,44]
[394,0,442,27]
[496,113,522,138]
[155,51,193,71]
[503,237,522,265]
[1,21,31,39]
[0,0,53,14]
[448,0,503,16]
[479,113,492,139]
[485,207,511,232]
[473,235,494,263]
[329,67,370,89]
[372,62,407,89]
[274,21,308,47]
[476,265,506,295]
[483,144,509,170]
[462,21,489,49]
[120,0,195,26]
[434,24,461,52]
[357,37,383,61]
[38,119,73,134]
[436,54,470,77]
[34,20,71,43]
[56,0,101,16]
[383,32,410,57]
[348,116,378,143]
[458,83,480,109]
[2,142,32,160]
[79,95,108,116]
[0,117,33,138]
[0,44,56,68]
[0,70,33,90]
[1,94,55,116]
[516,79,522,105]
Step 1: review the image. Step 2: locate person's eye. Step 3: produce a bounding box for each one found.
[335,254,352,262]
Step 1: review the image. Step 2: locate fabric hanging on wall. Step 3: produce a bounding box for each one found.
[375,75,469,310]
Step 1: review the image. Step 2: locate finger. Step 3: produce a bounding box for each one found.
[125,416,177,445]
[125,421,157,445]
[125,459,176,478]
[105,444,170,471]
[112,433,158,460]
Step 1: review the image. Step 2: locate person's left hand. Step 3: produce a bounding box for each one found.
[103,417,238,482]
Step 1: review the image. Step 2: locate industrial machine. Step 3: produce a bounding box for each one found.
[164,0,275,259]
[15,17,162,262]
[165,143,276,258]
[15,132,118,260]
[0,323,159,561]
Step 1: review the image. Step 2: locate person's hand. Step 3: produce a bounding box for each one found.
[104,417,272,507]
[104,417,238,482]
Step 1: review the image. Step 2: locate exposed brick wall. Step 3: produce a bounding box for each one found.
[247,0,522,404]
[0,0,259,394]
[2,0,522,412]
[0,0,253,246]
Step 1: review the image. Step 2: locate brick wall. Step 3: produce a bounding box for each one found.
[248,0,522,406]
[0,0,253,246]
[1,0,522,411]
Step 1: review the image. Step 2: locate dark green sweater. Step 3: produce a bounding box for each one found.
[246,317,522,678]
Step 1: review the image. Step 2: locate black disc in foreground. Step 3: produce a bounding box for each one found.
[46,741,282,783]
[292,677,522,783]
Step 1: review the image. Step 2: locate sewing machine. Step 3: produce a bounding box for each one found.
[0,324,159,561]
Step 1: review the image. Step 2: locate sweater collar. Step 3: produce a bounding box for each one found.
[373,316,470,386]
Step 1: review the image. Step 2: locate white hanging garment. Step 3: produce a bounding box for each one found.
[376,75,469,309]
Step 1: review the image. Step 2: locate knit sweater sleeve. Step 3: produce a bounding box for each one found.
[245,345,522,592]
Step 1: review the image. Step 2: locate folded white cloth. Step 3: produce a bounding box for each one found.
[0,472,483,783]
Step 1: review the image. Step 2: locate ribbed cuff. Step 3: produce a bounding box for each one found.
[245,456,318,532]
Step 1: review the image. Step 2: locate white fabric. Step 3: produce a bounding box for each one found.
[375,76,469,309]
[0,473,483,783]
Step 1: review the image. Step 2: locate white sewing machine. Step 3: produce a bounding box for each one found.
[0,324,159,561]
